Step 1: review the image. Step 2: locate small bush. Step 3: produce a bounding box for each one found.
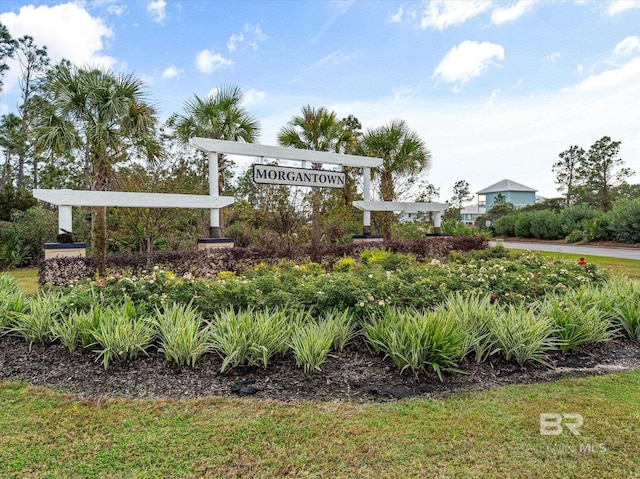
[559,204,597,236]
[612,302,640,341]
[492,214,518,237]
[608,199,640,243]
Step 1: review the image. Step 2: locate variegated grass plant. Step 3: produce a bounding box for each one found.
[9,292,63,349]
[363,307,467,379]
[91,298,156,369]
[489,304,558,367]
[155,302,213,367]
[210,308,294,372]
[441,292,496,363]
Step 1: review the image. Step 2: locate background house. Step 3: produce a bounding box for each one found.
[460,204,486,225]
[476,179,537,209]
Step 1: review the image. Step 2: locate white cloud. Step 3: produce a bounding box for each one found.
[388,6,404,23]
[421,0,493,30]
[107,4,126,16]
[227,23,268,52]
[434,40,505,87]
[207,87,219,99]
[607,0,640,15]
[195,49,233,74]
[227,33,243,52]
[613,36,640,57]
[567,57,640,92]
[161,65,183,79]
[545,52,561,63]
[147,0,167,24]
[0,2,116,92]
[392,86,415,102]
[491,0,536,25]
[243,89,266,105]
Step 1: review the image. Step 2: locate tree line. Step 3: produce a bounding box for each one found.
[0,24,434,270]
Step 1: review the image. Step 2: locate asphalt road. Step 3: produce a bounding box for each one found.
[489,241,640,260]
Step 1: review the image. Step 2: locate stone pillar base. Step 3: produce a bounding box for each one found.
[197,238,235,250]
[352,235,384,244]
[44,243,87,259]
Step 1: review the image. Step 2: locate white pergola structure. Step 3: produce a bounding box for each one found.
[189,137,389,236]
[34,138,448,256]
[353,201,448,235]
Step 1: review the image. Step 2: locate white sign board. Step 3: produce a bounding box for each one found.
[253,164,346,189]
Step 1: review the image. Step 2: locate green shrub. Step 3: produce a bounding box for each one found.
[363,307,466,379]
[361,248,413,270]
[559,204,597,236]
[50,311,85,353]
[333,257,357,272]
[582,213,611,242]
[91,298,156,369]
[608,199,640,243]
[529,210,563,239]
[492,214,518,237]
[514,212,535,237]
[155,302,212,367]
[489,304,558,366]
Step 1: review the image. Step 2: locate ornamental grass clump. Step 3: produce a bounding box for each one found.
[0,282,28,335]
[289,319,336,374]
[363,307,466,379]
[612,302,640,341]
[537,296,617,353]
[10,292,63,349]
[155,302,212,367]
[489,304,558,367]
[209,308,293,372]
[442,292,496,363]
[91,298,156,369]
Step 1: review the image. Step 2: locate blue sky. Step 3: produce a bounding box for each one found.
[1,0,640,201]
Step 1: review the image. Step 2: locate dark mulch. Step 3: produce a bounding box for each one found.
[1,336,639,402]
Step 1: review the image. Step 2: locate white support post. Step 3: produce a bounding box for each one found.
[209,151,220,237]
[363,166,371,235]
[434,211,442,234]
[58,205,73,235]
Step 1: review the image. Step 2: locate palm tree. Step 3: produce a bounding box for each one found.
[167,85,260,237]
[35,64,159,272]
[358,119,431,240]
[278,105,355,247]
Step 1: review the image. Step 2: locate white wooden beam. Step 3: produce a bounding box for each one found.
[353,201,449,212]
[189,137,383,168]
[33,189,235,209]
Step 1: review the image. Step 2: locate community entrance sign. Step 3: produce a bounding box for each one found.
[33,137,449,258]
[252,164,346,189]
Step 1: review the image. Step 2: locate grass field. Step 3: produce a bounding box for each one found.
[1,372,639,479]
[2,253,640,478]
[535,252,640,279]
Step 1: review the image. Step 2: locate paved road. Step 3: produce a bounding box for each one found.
[489,241,640,260]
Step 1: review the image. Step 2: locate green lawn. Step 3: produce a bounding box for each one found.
[1,372,639,478]
[533,252,640,279]
[3,267,38,295]
[3,255,640,478]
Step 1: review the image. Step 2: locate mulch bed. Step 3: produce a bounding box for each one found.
[2,336,639,402]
